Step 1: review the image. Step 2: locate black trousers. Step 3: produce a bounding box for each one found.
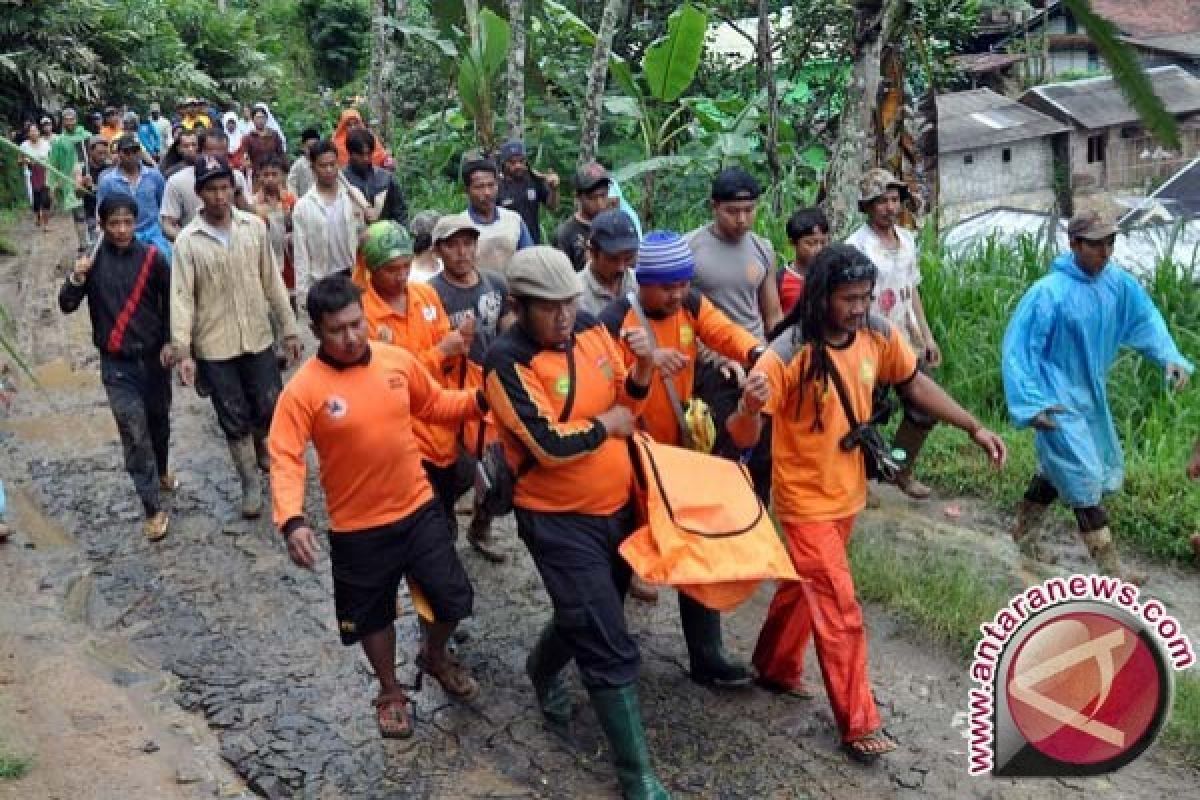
[197,348,282,441]
[515,504,639,688]
[101,353,171,516]
[694,359,772,503]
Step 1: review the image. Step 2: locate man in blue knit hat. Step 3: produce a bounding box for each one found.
[600,230,764,680]
[496,139,558,244]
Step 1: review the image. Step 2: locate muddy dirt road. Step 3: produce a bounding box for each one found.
[1,217,1197,798]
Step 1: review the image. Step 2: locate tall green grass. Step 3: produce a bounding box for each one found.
[918,233,1200,560]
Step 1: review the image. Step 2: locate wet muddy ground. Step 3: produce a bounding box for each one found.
[2,217,1197,798]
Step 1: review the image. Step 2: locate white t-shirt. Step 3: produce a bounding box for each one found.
[846,224,922,347]
[322,193,355,272]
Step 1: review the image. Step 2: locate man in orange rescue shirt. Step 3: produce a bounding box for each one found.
[268,274,485,741]
[728,244,1006,765]
[358,220,477,540]
[599,229,764,690]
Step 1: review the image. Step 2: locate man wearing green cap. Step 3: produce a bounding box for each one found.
[360,220,476,539]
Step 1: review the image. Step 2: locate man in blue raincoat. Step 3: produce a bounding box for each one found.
[1002,210,1192,582]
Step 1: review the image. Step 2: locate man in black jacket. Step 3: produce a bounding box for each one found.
[343,128,407,225]
[59,193,175,541]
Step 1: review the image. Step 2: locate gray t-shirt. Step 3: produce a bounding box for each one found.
[578,265,636,318]
[685,224,774,342]
[428,269,509,364]
[161,165,248,228]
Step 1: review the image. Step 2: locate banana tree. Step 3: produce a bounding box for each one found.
[603,3,708,223]
[392,4,509,153]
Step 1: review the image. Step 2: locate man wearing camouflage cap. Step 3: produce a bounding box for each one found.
[1003,210,1192,583]
[846,167,940,499]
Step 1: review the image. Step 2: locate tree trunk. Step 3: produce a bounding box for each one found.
[758,0,781,212]
[825,0,907,235]
[579,0,625,165]
[368,0,400,144]
[504,0,526,141]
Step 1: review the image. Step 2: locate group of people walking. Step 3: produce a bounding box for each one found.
[39,93,1196,798]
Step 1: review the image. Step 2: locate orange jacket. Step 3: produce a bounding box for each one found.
[484,314,649,515]
[601,289,760,446]
[361,280,462,467]
[269,343,482,533]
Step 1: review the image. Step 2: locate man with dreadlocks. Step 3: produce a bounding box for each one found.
[728,243,1006,764]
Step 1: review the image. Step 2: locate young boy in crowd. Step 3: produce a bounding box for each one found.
[778,208,830,316]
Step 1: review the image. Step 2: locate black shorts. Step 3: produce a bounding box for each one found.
[31,186,52,212]
[328,501,474,645]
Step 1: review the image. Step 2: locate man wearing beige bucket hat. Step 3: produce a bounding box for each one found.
[846,167,941,499]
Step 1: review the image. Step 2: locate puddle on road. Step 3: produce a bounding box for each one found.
[5,484,74,549]
[0,410,114,451]
[31,359,98,391]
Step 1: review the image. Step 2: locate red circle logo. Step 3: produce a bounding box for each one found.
[1005,611,1162,766]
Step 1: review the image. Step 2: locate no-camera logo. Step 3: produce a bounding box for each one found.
[967,576,1194,778]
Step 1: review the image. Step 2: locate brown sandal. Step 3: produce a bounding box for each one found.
[842,731,897,764]
[416,651,480,700]
[373,692,413,739]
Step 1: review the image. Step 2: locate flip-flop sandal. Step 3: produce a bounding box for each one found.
[416,652,480,701]
[841,732,897,765]
[373,693,413,739]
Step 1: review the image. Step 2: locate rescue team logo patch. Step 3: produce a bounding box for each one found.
[859,360,876,386]
[680,325,694,347]
[596,355,613,381]
[376,325,394,344]
[554,376,570,396]
[422,305,437,322]
[966,580,1191,778]
[325,395,349,419]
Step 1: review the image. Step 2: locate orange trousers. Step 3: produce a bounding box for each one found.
[752,515,880,742]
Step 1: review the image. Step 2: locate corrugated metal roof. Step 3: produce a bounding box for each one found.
[1021,66,1200,130]
[1090,0,1200,39]
[937,89,1068,154]
[1120,157,1200,225]
[944,207,1200,276]
[1125,32,1200,58]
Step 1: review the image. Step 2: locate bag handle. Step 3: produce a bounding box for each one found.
[626,291,692,449]
[633,433,764,538]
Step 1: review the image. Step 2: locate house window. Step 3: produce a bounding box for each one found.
[1002,148,1012,163]
[1087,134,1106,163]
[1088,49,1099,70]
[1120,126,1140,139]
[1065,14,1077,34]
[964,153,974,165]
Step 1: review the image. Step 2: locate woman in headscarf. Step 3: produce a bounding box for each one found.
[332,109,386,168]
[252,103,287,152]
[223,112,244,169]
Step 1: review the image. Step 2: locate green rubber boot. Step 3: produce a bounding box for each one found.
[588,685,671,800]
[678,592,752,688]
[525,623,574,726]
